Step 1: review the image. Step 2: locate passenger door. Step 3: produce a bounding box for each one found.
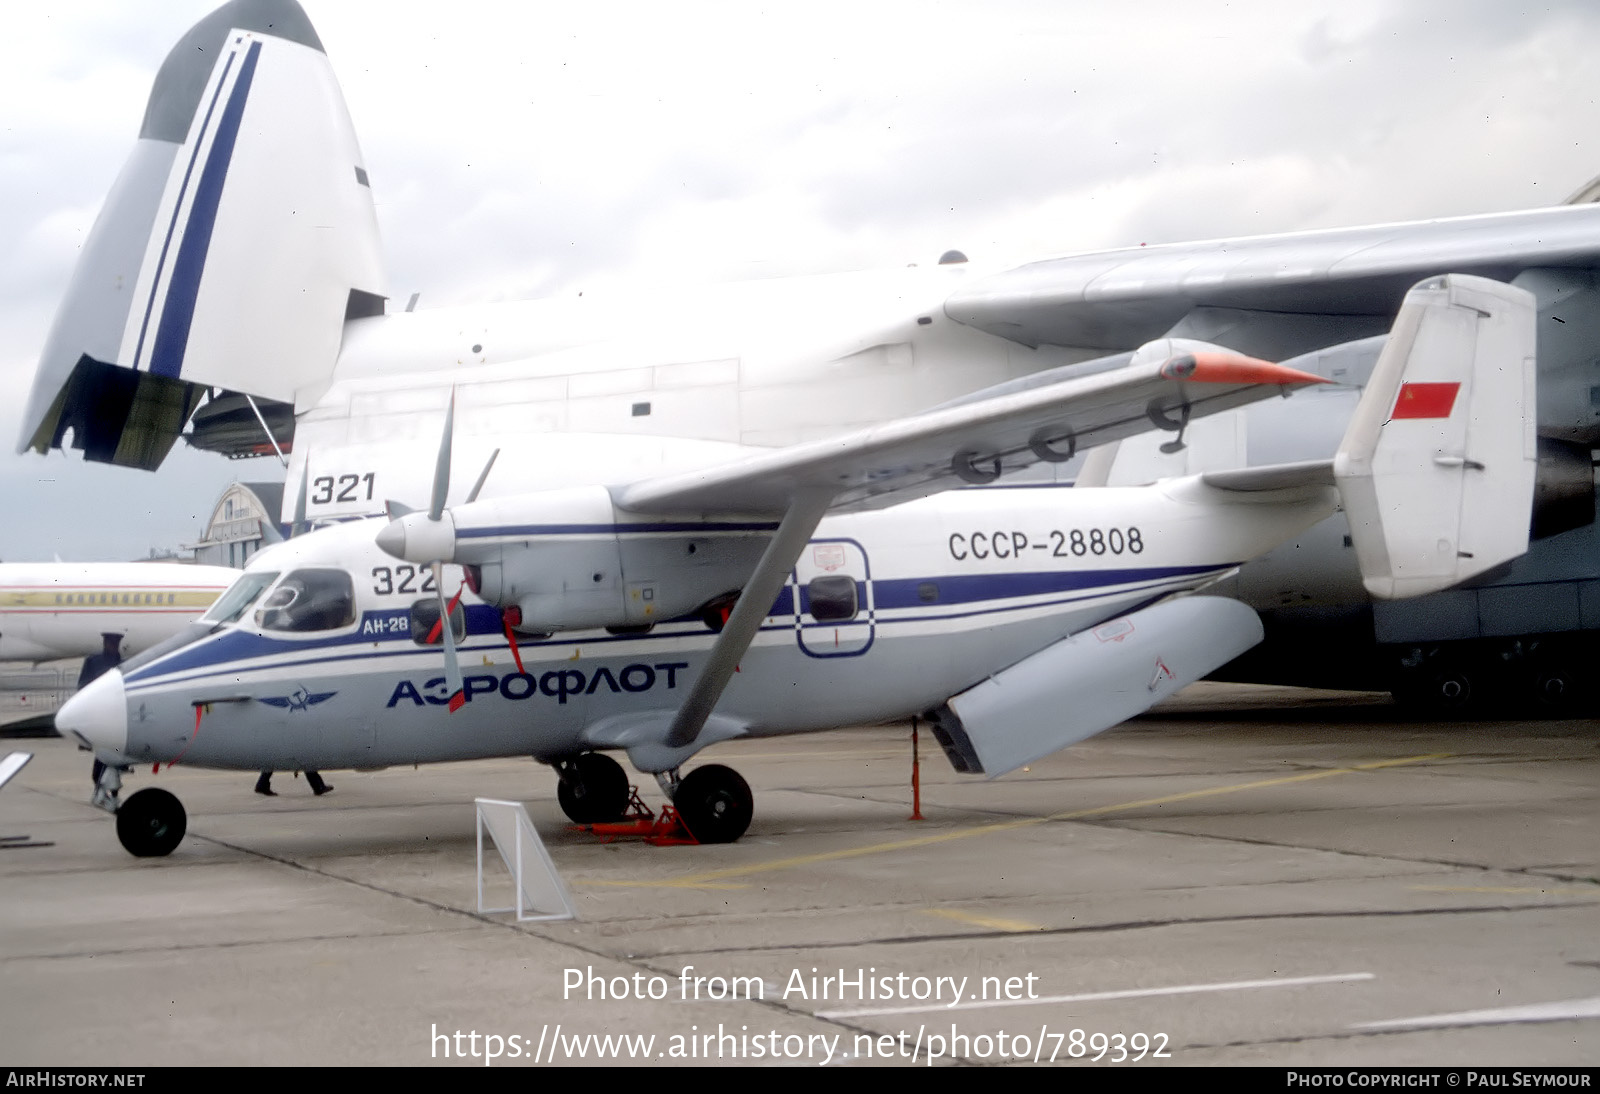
[791,538,875,657]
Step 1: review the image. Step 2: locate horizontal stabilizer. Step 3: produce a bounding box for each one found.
[19,0,384,468]
[1334,275,1537,598]
[1202,459,1335,493]
[925,597,1263,777]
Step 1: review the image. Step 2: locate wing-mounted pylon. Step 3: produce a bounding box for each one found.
[18,0,384,469]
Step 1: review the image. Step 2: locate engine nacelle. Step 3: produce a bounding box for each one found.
[444,486,773,632]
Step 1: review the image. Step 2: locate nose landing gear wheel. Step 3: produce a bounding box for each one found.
[115,788,187,857]
[555,753,631,824]
[672,764,753,844]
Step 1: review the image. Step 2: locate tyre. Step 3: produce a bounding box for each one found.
[673,764,753,844]
[116,788,187,858]
[1529,658,1585,715]
[555,753,631,824]
[1392,658,1477,716]
[1427,665,1474,710]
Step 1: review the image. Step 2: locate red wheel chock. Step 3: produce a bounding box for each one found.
[571,788,700,846]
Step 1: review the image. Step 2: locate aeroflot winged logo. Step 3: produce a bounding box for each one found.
[258,686,338,712]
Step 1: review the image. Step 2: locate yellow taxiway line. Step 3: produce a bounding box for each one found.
[922,908,1044,932]
[580,752,1450,890]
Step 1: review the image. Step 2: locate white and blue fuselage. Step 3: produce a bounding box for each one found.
[65,479,1333,775]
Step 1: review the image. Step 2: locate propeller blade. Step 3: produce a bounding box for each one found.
[425,584,465,644]
[433,561,466,712]
[465,448,501,505]
[384,499,416,521]
[429,390,456,522]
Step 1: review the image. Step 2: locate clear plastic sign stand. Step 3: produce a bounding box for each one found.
[0,752,52,851]
[475,798,576,922]
[0,752,30,793]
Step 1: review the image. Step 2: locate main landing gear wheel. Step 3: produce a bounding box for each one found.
[555,753,631,824]
[673,764,753,844]
[1528,654,1585,715]
[1394,659,1477,716]
[115,788,187,858]
[1427,664,1475,712]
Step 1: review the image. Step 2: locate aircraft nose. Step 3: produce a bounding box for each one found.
[56,669,129,757]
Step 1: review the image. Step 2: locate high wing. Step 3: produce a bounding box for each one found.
[379,337,1326,761]
[944,205,1600,360]
[614,342,1324,516]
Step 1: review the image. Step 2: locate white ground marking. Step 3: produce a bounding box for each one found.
[1355,995,1600,1031]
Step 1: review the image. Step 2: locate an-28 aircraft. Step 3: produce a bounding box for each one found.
[16,2,1554,855]
[59,272,1538,855]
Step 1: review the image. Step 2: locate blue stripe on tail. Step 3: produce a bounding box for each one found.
[149,39,262,379]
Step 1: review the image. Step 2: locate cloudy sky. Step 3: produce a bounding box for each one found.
[3,0,1599,561]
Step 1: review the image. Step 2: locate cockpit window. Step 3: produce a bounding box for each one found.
[255,569,355,633]
[202,571,279,624]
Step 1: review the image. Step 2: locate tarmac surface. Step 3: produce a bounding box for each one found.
[1,683,1597,1067]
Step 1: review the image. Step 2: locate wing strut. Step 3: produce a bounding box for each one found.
[665,487,834,749]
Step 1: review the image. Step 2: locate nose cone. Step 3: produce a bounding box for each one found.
[56,670,128,757]
[375,519,406,558]
[376,511,456,564]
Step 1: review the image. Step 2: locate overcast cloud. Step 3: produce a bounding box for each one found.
[3,0,1599,560]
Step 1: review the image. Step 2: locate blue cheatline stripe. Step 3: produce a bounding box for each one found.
[125,601,496,683]
[123,564,1232,689]
[123,581,1198,693]
[872,563,1227,609]
[872,573,1210,628]
[133,47,240,371]
[149,39,262,379]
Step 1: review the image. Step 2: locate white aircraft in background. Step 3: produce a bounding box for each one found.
[60,273,1540,856]
[0,562,235,663]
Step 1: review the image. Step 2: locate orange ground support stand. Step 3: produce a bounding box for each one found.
[571,787,700,846]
